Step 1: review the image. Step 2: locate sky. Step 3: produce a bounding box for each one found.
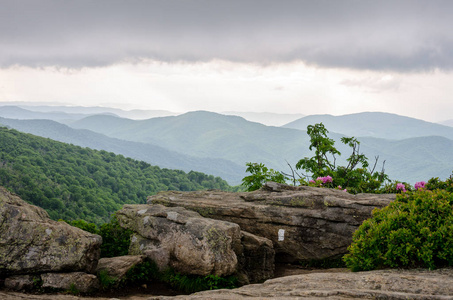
[1,0,453,122]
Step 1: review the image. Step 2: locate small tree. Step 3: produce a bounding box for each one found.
[241,162,287,191]
[296,123,388,193]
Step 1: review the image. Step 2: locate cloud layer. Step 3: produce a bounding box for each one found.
[2,0,453,71]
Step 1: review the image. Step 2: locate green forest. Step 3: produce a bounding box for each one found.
[0,127,235,224]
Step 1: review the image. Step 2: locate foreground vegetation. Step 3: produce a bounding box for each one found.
[344,175,453,271]
[0,127,235,223]
[243,123,453,271]
[243,123,389,193]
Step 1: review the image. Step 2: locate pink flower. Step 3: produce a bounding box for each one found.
[316,176,333,184]
[414,181,426,190]
[396,183,406,192]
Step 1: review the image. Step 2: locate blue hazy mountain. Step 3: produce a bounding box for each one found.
[283,112,453,140]
[70,111,453,184]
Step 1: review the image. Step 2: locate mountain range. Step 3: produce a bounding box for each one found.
[283,112,453,140]
[1,104,452,185]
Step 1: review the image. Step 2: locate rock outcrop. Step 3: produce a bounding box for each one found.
[148,182,395,262]
[150,268,453,300]
[2,268,453,299]
[0,186,102,275]
[116,204,242,277]
[115,204,275,283]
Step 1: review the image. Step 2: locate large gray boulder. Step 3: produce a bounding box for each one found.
[0,186,102,275]
[148,182,395,262]
[115,204,242,277]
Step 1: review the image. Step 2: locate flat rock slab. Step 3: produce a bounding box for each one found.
[148,183,395,262]
[150,268,453,299]
[2,269,453,299]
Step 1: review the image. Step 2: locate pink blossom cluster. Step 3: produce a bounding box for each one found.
[396,183,406,192]
[316,175,333,184]
[414,181,426,190]
[337,185,347,192]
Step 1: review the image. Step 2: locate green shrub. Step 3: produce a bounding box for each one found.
[160,269,238,293]
[242,162,287,191]
[124,260,237,294]
[343,189,453,271]
[64,219,98,234]
[65,215,132,258]
[98,214,133,258]
[426,175,453,192]
[124,260,159,283]
[97,269,117,290]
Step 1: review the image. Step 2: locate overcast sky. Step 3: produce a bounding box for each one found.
[1,0,453,121]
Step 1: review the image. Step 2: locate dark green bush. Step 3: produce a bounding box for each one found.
[98,214,133,258]
[125,260,238,294]
[160,269,238,293]
[66,214,132,258]
[343,189,453,271]
[426,175,453,192]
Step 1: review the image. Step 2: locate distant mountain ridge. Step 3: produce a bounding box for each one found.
[1,104,306,126]
[0,104,178,120]
[282,112,453,140]
[0,105,94,122]
[69,111,453,184]
[440,119,453,127]
[69,111,312,168]
[222,111,305,126]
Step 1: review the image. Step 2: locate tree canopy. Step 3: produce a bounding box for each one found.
[0,127,234,223]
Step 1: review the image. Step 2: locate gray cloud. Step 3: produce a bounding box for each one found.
[1,0,453,71]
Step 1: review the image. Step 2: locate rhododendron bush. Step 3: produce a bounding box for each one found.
[344,177,453,271]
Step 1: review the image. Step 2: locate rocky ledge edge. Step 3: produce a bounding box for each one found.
[2,268,453,299]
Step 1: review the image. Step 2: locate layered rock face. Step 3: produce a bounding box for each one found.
[0,186,102,275]
[115,204,275,283]
[148,182,395,262]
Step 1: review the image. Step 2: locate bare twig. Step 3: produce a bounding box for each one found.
[369,155,379,174]
[285,160,297,186]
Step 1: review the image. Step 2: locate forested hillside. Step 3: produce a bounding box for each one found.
[0,127,233,224]
[0,117,244,184]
